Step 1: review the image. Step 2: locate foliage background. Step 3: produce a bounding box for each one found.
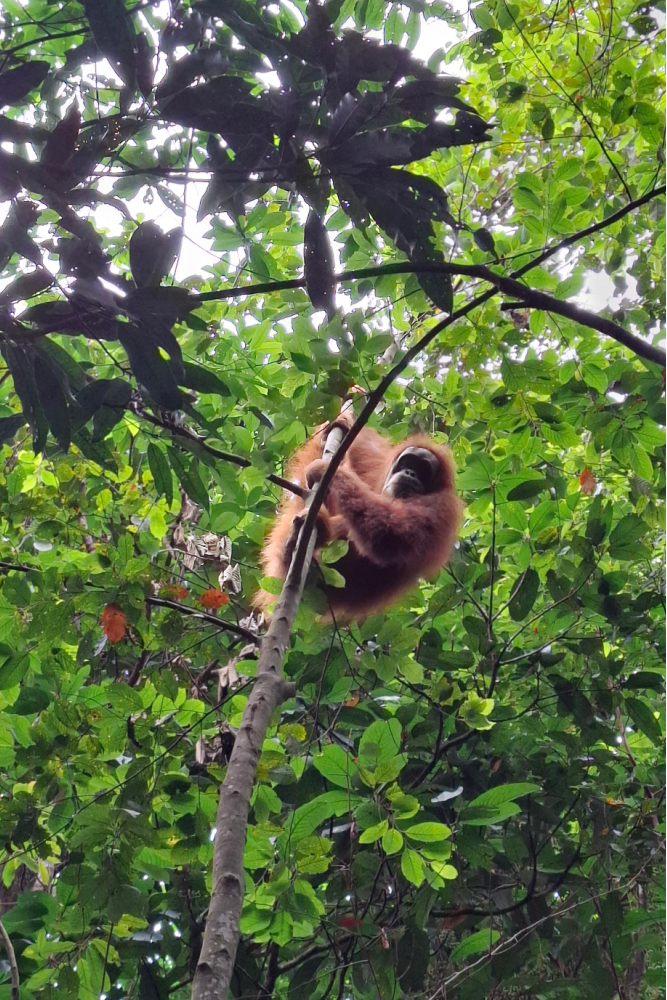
[0,0,664,997]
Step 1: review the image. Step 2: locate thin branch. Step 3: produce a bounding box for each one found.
[140,411,307,498]
[0,561,35,573]
[511,184,666,274]
[145,596,259,644]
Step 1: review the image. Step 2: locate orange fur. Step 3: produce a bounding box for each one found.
[255,424,463,620]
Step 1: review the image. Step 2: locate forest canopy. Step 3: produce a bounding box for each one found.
[0,0,664,998]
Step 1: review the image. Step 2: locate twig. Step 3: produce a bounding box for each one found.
[145,596,259,644]
[0,561,35,573]
[140,411,307,499]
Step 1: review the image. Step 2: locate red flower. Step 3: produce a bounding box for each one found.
[199,588,230,609]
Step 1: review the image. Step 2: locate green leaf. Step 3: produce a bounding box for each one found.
[508,568,539,621]
[0,651,29,690]
[609,514,646,558]
[167,449,210,511]
[628,442,653,481]
[382,828,404,854]
[147,444,174,506]
[506,479,549,501]
[359,717,402,764]
[450,929,501,963]
[405,822,452,843]
[312,744,356,788]
[401,848,426,886]
[179,361,231,397]
[468,782,540,807]
[582,363,608,394]
[625,697,663,746]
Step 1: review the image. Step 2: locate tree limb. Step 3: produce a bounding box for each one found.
[195,186,666,367]
[191,424,346,1000]
[140,411,307,499]
[145,596,260,644]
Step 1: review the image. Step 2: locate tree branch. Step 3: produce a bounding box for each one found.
[191,424,346,1000]
[145,596,260,644]
[195,186,666,367]
[140,411,307,499]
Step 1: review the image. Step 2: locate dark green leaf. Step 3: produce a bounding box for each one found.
[91,380,133,440]
[0,61,50,106]
[33,355,71,451]
[625,697,663,746]
[473,226,497,256]
[168,449,210,511]
[147,443,174,506]
[304,209,335,317]
[129,221,182,287]
[117,325,183,410]
[622,672,664,692]
[0,413,26,444]
[12,687,50,715]
[82,0,137,88]
[507,479,549,501]
[508,568,540,621]
[179,361,231,397]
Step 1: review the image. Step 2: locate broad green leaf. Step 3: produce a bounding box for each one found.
[405,822,452,843]
[147,443,174,506]
[359,717,402,764]
[450,929,501,963]
[508,568,540,621]
[312,744,356,788]
[469,783,540,807]
[168,449,210,511]
[401,848,426,886]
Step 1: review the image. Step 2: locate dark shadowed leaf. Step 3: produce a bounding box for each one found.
[473,227,497,256]
[147,443,174,506]
[135,32,155,97]
[0,413,26,444]
[507,479,549,501]
[0,62,50,106]
[91,379,133,440]
[117,325,183,411]
[82,0,137,88]
[625,697,663,746]
[129,222,182,287]
[304,209,336,317]
[2,344,48,453]
[40,105,81,166]
[508,568,540,621]
[33,355,71,451]
[179,362,231,397]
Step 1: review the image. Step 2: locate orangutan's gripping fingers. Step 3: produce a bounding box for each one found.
[283,507,330,566]
[305,458,329,489]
